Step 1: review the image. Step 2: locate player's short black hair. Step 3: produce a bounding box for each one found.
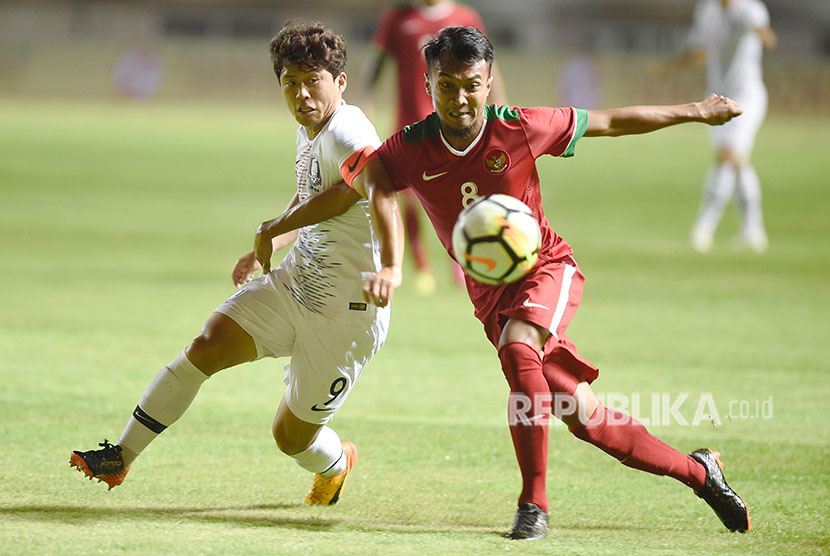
[269,22,347,82]
[423,26,495,73]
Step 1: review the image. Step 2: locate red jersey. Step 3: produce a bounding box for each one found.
[376,104,589,319]
[372,2,487,131]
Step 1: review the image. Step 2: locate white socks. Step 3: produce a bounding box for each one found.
[692,161,767,252]
[118,350,209,462]
[736,165,767,241]
[694,162,737,237]
[290,426,346,478]
[116,350,346,479]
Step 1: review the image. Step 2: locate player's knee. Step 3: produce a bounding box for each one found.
[717,148,745,167]
[185,334,221,375]
[272,420,312,455]
[187,314,255,375]
[561,383,599,429]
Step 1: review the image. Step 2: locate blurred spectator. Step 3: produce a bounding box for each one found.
[112,42,163,100]
[556,52,602,109]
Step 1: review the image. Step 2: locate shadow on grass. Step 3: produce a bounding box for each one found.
[0,503,336,531]
[1,503,659,539]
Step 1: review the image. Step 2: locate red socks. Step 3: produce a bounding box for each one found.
[569,405,706,491]
[499,342,551,512]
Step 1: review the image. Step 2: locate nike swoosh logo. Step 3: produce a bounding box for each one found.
[422,170,448,181]
[347,152,363,173]
[465,254,497,271]
[523,299,550,310]
[310,404,336,412]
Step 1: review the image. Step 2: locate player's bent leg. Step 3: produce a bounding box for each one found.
[273,399,357,506]
[186,311,258,375]
[564,378,706,491]
[69,312,257,489]
[272,397,322,455]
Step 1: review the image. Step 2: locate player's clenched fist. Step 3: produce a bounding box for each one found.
[698,93,742,126]
[363,266,402,307]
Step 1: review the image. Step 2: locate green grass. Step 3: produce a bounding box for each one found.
[1,98,828,556]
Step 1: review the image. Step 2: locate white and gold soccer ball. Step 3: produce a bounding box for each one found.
[451,194,541,285]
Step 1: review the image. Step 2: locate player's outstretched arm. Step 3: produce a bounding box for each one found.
[584,94,742,137]
[352,157,404,307]
[254,184,362,274]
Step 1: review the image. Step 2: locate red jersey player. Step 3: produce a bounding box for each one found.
[348,26,751,539]
[365,0,507,294]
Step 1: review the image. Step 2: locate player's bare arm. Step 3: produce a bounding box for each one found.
[253,183,362,274]
[352,157,404,307]
[584,94,742,138]
[756,25,777,49]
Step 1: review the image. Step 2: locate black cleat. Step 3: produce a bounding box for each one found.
[690,448,750,533]
[505,502,549,540]
[69,439,130,490]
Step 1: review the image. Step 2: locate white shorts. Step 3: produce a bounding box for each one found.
[710,88,767,157]
[215,273,390,425]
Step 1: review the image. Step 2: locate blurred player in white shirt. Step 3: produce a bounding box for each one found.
[70,23,399,507]
[675,0,777,252]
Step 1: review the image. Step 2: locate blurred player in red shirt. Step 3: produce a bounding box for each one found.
[364,0,506,295]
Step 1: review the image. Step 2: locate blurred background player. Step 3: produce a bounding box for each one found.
[112,41,163,100]
[669,0,777,253]
[363,0,507,294]
[70,22,397,507]
[356,26,750,540]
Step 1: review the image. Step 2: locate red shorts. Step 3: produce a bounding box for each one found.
[480,260,599,384]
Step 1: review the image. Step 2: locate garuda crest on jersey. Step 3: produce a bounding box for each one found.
[484,149,510,174]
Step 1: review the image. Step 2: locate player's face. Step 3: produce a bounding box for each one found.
[426,55,492,149]
[280,64,346,139]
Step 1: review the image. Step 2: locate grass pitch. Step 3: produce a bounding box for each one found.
[0,98,828,555]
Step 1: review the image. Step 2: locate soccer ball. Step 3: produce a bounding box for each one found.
[451,194,541,285]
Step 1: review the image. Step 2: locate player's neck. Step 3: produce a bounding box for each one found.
[439,117,485,153]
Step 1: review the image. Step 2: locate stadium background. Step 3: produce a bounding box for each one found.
[1,2,828,556]
[1,0,828,112]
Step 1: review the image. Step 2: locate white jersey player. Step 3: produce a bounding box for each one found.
[681,0,777,252]
[70,23,400,508]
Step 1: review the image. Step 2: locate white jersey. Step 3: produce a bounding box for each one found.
[688,0,769,102]
[274,102,382,320]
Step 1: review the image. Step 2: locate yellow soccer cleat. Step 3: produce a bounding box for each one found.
[303,441,357,506]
